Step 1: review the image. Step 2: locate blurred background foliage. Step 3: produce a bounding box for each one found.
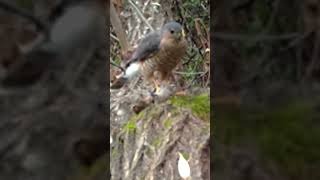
[213,0,320,180]
[16,0,33,9]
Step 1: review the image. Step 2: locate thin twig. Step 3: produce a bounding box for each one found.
[128,0,154,31]
[142,0,151,12]
[110,59,125,72]
[263,0,281,34]
[111,33,120,42]
[174,71,206,75]
[304,31,320,80]
[213,32,299,42]
[0,1,47,33]
[280,31,312,52]
[183,49,197,66]
[296,40,303,81]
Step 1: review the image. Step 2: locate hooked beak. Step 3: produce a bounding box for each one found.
[175,29,185,40]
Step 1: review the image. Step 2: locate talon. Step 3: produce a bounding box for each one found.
[149,90,157,97]
[152,79,161,93]
[150,85,161,96]
[155,87,161,93]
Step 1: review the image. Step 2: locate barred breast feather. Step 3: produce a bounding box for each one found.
[141,38,187,82]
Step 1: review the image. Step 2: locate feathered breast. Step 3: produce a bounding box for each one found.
[142,38,187,77]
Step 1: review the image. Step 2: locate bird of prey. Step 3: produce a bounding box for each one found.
[111,21,187,93]
[0,0,106,87]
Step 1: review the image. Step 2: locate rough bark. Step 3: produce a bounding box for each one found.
[110,86,210,180]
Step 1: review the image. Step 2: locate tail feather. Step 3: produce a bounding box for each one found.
[110,61,141,89]
[123,62,141,79]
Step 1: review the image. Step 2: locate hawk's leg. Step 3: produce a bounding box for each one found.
[158,72,171,88]
[150,79,161,96]
[144,75,158,97]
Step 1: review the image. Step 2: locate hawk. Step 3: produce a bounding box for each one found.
[111,21,187,93]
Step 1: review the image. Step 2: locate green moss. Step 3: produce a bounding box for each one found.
[170,93,210,121]
[131,111,146,122]
[151,138,162,148]
[163,118,173,129]
[170,107,181,117]
[111,149,119,158]
[180,152,190,160]
[123,111,146,132]
[125,120,136,131]
[147,106,163,118]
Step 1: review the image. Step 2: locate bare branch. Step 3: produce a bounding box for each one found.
[173,71,206,75]
[213,32,300,42]
[110,59,125,72]
[111,33,120,42]
[128,0,154,32]
[110,2,130,52]
[0,1,47,32]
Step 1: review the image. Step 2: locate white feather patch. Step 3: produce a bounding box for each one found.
[124,62,141,79]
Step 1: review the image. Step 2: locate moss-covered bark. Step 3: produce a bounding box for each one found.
[110,93,210,180]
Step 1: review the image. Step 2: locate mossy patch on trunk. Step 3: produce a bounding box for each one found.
[169,93,210,121]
